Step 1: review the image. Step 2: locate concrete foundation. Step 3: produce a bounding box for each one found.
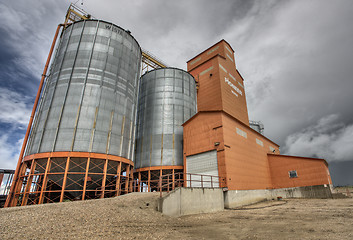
[158,185,332,216]
[224,184,333,208]
[158,187,224,217]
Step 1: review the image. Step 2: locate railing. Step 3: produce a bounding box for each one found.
[0,169,15,196]
[1,169,225,206]
[158,172,225,197]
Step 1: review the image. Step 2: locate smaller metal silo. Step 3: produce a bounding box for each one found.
[134,68,197,191]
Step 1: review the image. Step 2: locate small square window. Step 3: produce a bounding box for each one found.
[289,170,298,178]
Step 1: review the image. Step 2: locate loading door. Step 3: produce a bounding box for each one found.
[186,150,219,187]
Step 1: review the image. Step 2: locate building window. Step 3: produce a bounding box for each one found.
[236,127,247,138]
[289,170,298,178]
[256,138,263,147]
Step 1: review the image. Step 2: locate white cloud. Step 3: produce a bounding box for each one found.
[0,134,22,170]
[0,1,66,77]
[0,87,31,127]
[283,114,353,162]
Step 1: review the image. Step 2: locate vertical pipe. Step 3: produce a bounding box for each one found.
[4,24,62,208]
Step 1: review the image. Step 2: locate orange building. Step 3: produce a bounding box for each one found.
[184,40,332,200]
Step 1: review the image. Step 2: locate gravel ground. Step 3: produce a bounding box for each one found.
[1,193,352,239]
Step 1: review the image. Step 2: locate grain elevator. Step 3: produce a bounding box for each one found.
[4,5,333,208]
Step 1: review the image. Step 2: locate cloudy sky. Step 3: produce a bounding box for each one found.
[0,0,352,185]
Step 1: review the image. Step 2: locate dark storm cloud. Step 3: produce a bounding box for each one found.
[81,0,259,69]
[329,161,353,186]
[226,0,353,148]
[0,1,67,76]
[284,114,353,162]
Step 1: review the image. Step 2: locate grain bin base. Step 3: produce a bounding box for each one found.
[6,152,134,207]
[133,166,184,192]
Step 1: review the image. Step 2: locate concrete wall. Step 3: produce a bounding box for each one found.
[224,184,333,208]
[271,184,333,199]
[158,187,224,217]
[224,189,272,208]
[158,185,332,216]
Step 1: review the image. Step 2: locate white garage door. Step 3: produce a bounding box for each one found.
[186,150,219,187]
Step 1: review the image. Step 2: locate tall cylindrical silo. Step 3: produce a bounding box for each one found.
[134,68,197,191]
[8,20,141,206]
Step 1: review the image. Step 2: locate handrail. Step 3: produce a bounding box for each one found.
[158,172,225,197]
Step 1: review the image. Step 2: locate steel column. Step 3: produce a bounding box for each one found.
[115,162,122,196]
[172,169,175,190]
[11,163,28,207]
[138,172,141,192]
[100,159,108,198]
[38,157,51,204]
[124,165,130,193]
[60,157,70,202]
[82,157,90,200]
[148,170,151,192]
[21,159,36,206]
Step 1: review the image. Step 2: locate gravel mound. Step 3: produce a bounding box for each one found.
[0,192,184,239]
[1,195,352,239]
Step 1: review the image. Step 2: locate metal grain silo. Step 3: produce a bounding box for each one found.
[134,68,197,191]
[7,20,141,206]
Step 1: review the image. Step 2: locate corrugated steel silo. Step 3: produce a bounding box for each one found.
[134,68,197,191]
[8,20,141,206]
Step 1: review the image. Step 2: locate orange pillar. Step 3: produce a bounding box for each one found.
[82,157,90,200]
[60,157,70,202]
[115,162,122,196]
[38,157,51,204]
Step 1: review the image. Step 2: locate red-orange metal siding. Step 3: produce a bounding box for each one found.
[187,40,249,126]
[183,39,332,191]
[268,154,332,189]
